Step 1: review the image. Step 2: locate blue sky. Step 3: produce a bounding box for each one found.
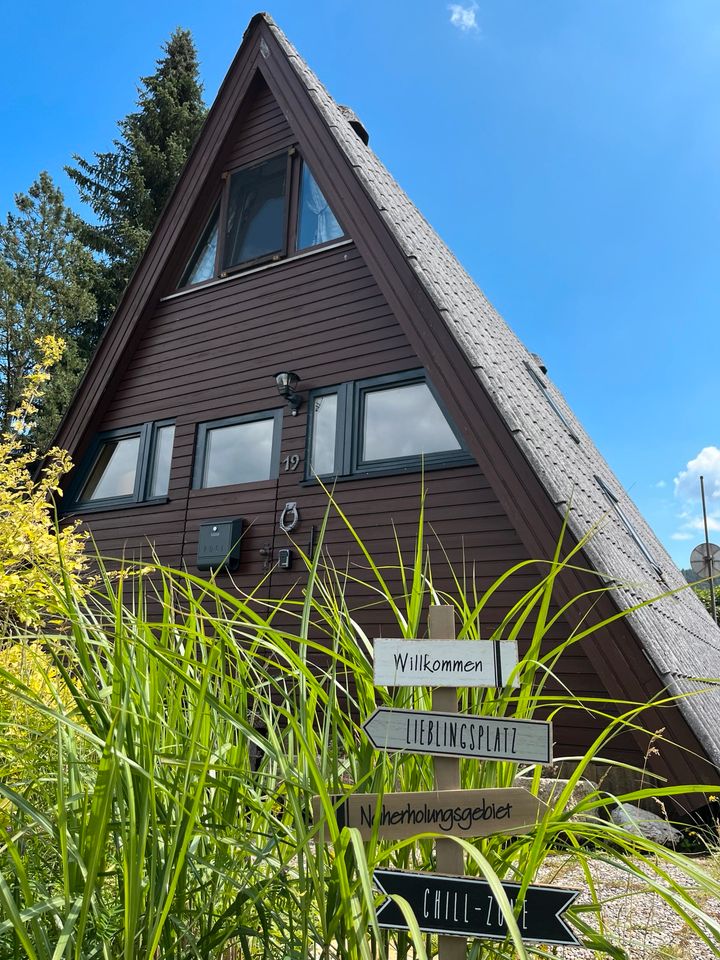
[2,0,718,567]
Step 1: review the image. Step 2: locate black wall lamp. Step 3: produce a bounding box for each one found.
[274,370,303,415]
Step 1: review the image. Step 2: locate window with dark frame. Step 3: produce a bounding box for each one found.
[70,421,175,510]
[306,370,471,480]
[178,152,346,288]
[193,410,282,489]
[595,474,662,575]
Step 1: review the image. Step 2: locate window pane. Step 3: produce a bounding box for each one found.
[182,207,219,286]
[81,436,140,501]
[202,419,275,488]
[148,425,175,498]
[222,155,287,269]
[297,163,344,250]
[362,382,461,463]
[310,394,337,475]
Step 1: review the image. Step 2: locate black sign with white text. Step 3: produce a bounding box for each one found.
[374,869,579,945]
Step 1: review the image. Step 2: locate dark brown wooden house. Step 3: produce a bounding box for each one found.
[55,13,720,804]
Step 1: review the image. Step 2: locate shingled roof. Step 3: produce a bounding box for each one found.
[260,14,720,767]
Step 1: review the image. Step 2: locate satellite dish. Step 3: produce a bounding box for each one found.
[690,543,720,578]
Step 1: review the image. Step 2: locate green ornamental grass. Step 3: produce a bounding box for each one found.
[0,496,719,958]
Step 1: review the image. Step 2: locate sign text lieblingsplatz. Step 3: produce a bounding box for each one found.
[363,708,552,763]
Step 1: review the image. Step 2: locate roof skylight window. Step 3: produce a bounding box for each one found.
[595,474,662,576]
[524,360,580,444]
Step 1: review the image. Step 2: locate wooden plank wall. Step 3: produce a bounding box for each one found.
[70,78,646,767]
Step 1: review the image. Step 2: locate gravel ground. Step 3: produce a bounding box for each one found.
[537,854,720,959]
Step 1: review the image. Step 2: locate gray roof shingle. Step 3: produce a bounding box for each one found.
[264,14,720,769]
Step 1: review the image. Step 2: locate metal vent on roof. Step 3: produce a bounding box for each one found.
[338,105,369,145]
[531,353,547,374]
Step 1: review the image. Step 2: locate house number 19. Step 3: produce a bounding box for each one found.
[283,454,300,472]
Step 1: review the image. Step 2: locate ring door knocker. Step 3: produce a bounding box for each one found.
[279,501,299,534]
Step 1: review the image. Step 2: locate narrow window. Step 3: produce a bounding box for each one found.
[181,206,219,287]
[296,163,344,251]
[222,154,288,270]
[195,412,281,489]
[308,393,338,476]
[360,381,461,465]
[147,424,175,498]
[79,435,140,502]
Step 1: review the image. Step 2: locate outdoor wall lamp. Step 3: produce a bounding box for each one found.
[274,370,303,415]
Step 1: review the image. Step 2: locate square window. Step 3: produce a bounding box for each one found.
[194,411,282,489]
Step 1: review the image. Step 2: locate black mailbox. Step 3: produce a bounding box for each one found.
[197,518,243,571]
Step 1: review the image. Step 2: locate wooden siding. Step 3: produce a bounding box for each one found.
[224,76,294,170]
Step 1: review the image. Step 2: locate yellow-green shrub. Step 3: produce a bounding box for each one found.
[0,335,86,627]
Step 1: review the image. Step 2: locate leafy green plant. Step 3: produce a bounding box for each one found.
[0,496,719,958]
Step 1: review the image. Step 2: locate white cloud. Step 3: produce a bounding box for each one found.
[670,446,720,547]
[673,446,720,501]
[449,3,479,32]
[655,479,667,489]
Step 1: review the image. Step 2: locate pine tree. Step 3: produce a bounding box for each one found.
[67,28,206,336]
[0,172,97,448]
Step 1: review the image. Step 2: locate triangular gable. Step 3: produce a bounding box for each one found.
[54,14,720,791]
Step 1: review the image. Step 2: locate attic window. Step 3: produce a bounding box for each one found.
[222,154,288,269]
[181,205,219,286]
[297,164,344,250]
[524,360,580,444]
[178,151,346,288]
[595,474,662,576]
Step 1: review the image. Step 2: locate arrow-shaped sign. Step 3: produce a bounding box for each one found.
[374,869,579,945]
[363,708,552,764]
[373,639,518,688]
[313,788,546,841]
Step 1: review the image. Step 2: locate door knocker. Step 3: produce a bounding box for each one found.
[279,501,299,533]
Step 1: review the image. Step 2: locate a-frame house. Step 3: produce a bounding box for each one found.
[55,13,720,805]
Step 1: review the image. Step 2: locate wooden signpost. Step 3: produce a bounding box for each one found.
[373,869,580,945]
[362,707,552,764]
[311,606,578,955]
[373,638,519,687]
[312,787,546,841]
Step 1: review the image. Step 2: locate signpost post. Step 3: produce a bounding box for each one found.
[429,605,465,960]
